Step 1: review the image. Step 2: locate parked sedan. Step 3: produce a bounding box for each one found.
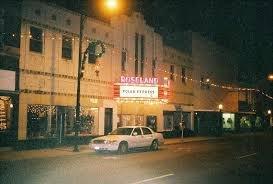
[90,126,164,154]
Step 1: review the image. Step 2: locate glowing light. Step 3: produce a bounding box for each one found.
[268,110,272,115]
[105,0,118,10]
[268,74,273,81]
[218,104,223,110]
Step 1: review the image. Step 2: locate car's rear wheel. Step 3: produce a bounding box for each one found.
[118,142,128,154]
[150,140,159,151]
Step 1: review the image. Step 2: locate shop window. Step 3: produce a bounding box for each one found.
[29,26,43,53]
[163,112,174,130]
[0,96,13,131]
[62,35,72,60]
[120,114,144,126]
[222,113,235,130]
[79,107,97,135]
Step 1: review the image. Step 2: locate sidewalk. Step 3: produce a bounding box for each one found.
[0,133,260,161]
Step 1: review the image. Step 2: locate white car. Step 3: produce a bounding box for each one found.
[90,126,164,154]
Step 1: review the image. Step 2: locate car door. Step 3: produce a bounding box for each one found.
[131,128,144,148]
[141,127,154,147]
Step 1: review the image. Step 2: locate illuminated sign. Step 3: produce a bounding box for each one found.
[120,76,158,85]
[120,85,158,98]
[0,70,15,91]
[113,76,169,103]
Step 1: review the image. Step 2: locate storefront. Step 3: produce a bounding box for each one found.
[0,61,19,146]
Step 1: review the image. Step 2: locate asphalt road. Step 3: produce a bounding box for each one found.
[0,132,272,184]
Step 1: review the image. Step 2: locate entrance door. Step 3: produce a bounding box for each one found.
[104,108,113,135]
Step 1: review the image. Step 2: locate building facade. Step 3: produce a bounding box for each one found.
[1,0,259,146]
[13,0,195,145]
[0,2,21,146]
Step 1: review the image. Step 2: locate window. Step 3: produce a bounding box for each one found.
[88,42,96,64]
[152,58,156,77]
[135,33,139,76]
[133,128,142,136]
[35,9,41,16]
[181,67,186,83]
[29,26,43,53]
[66,19,71,26]
[105,32,109,38]
[51,14,56,21]
[170,65,174,81]
[140,35,145,76]
[142,127,152,135]
[121,49,127,72]
[200,77,204,88]
[62,35,72,60]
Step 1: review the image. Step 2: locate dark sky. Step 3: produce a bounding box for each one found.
[137,0,272,83]
[45,0,273,84]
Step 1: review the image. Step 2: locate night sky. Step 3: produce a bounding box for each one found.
[41,0,273,85]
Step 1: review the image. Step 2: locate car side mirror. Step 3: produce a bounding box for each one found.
[133,132,138,136]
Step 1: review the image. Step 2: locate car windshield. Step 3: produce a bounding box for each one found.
[109,128,133,135]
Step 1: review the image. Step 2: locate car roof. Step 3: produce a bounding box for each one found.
[118,126,148,128]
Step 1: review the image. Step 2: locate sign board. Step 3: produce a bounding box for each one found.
[0,70,15,91]
[120,85,158,98]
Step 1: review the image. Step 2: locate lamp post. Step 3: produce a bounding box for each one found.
[218,104,223,136]
[268,110,272,127]
[73,13,86,152]
[73,0,120,152]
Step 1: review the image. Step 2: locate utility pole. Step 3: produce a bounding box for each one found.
[74,13,85,152]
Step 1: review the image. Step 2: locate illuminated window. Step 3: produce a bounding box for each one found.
[29,26,43,53]
[62,35,72,60]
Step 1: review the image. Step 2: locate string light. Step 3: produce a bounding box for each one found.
[2,32,272,100]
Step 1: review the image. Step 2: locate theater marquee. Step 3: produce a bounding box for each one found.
[114,76,169,103]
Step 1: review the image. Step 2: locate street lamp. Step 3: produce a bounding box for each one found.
[268,74,273,81]
[267,109,272,127]
[73,16,107,152]
[105,0,118,9]
[217,104,223,136]
[218,104,223,111]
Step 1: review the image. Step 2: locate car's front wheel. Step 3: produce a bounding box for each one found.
[118,142,128,154]
[150,140,159,151]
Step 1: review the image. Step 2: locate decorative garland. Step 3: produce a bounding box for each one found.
[89,40,105,59]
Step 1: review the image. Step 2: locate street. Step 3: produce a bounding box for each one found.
[0,132,271,184]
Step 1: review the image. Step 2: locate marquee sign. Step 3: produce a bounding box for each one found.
[120,76,158,85]
[114,76,170,103]
[120,85,158,98]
